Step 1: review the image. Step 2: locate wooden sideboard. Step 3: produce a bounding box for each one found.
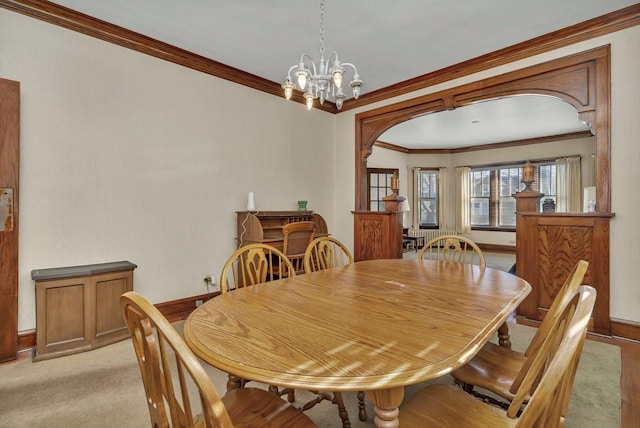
[31,261,136,361]
[352,210,403,261]
[514,199,614,334]
[236,211,328,250]
[352,194,405,262]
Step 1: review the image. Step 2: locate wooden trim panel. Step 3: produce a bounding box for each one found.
[0,78,20,362]
[355,46,611,214]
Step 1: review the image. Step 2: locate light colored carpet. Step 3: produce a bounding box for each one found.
[0,320,620,427]
[403,249,517,272]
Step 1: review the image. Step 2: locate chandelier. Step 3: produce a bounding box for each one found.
[282,0,363,110]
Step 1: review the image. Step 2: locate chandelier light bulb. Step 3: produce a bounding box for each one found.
[282,79,294,100]
[332,70,343,88]
[296,70,307,90]
[350,76,363,99]
[304,92,314,110]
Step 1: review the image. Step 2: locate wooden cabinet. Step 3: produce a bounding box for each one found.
[236,211,328,250]
[352,210,403,261]
[31,261,136,361]
[514,210,613,335]
[352,195,405,262]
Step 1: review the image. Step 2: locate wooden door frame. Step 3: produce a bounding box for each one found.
[354,45,611,214]
[0,78,20,362]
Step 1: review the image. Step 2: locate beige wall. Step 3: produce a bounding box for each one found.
[336,26,640,323]
[0,10,336,331]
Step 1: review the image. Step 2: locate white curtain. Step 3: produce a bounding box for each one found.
[455,166,471,233]
[556,156,582,212]
[439,167,447,229]
[411,167,421,229]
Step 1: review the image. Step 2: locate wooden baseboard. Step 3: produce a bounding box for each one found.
[17,329,35,352]
[155,292,219,323]
[611,318,640,342]
[477,243,516,253]
[17,291,220,353]
[516,316,640,343]
[17,293,638,353]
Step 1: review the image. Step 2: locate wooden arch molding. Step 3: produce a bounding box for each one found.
[354,45,611,212]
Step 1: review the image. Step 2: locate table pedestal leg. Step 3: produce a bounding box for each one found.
[367,387,404,428]
[498,321,511,349]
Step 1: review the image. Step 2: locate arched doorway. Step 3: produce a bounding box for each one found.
[354,45,610,214]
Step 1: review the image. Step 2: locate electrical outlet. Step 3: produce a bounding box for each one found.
[195,299,203,307]
[204,275,212,286]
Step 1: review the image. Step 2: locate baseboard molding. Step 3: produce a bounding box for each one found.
[17,291,220,353]
[17,329,35,352]
[611,318,640,342]
[17,293,638,353]
[516,316,640,343]
[155,292,219,323]
[477,243,516,253]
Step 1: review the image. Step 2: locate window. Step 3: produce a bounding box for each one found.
[367,168,398,211]
[470,162,557,229]
[417,170,439,227]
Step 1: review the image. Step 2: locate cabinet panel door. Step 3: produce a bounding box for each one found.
[93,271,133,345]
[35,277,92,359]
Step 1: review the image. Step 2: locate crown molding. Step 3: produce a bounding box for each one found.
[1,1,639,113]
[0,0,338,113]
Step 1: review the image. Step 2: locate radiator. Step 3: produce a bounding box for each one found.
[408,229,457,241]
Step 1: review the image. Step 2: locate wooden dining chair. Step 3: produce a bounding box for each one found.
[451,259,589,404]
[218,244,299,393]
[417,234,506,347]
[219,243,296,294]
[304,236,354,273]
[302,236,366,425]
[417,234,486,269]
[399,285,596,428]
[282,221,316,274]
[120,291,317,428]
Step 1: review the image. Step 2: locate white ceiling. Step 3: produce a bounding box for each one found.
[378,95,592,149]
[50,0,634,148]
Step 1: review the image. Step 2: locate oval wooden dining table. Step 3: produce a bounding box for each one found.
[184,258,531,427]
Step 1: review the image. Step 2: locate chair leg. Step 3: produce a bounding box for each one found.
[332,392,351,428]
[357,390,367,421]
[271,386,296,403]
[454,378,475,394]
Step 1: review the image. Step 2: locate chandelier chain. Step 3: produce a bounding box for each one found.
[319,0,325,58]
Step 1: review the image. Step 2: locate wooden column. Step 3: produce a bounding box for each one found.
[352,195,405,262]
[514,190,614,334]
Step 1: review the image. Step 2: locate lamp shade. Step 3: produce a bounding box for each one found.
[401,198,411,212]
